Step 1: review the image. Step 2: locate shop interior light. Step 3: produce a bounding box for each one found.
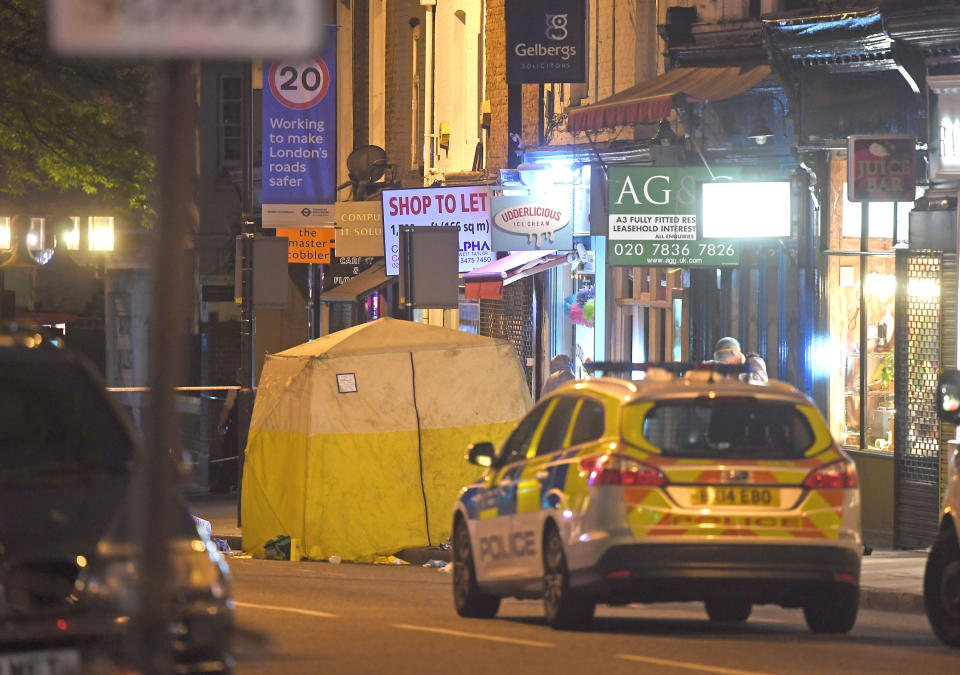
[907,277,941,299]
[864,273,896,300]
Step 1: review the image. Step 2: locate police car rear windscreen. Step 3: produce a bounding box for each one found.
[625,398,815,459]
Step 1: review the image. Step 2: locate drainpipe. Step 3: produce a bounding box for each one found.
[410,18,421,172]
[421,0,436,185]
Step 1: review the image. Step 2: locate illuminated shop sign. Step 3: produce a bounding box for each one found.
[699,181,792,239]
[491,196,572,251]
[607,166,741,267]
[506,0,585,84]
[929,75,960,178]
[381,185,494,276]
[847,135,915,202]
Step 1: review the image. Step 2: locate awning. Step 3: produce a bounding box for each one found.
[566,65,771,134]
[318,261,392,303]
[463,251,571,300]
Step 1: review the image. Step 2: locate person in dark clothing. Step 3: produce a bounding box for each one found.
[211,373,240,494]
[541,354,576,398]
[713,336,768,384]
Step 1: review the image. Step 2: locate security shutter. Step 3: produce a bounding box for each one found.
[479,277,534,390]
[894,251,957,548]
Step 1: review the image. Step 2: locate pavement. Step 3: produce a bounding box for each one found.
[185,493,930,616]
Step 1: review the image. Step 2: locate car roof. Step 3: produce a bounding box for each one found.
[545,367,811,408]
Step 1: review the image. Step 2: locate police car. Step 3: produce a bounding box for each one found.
[926,370,960,647]
[451,362,862,632]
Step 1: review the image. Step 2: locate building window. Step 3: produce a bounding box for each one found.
[220,75,242,176]
[0,217,9,249]
[89,216,115,252]
[64,217,81,251]
[27,218,44,252]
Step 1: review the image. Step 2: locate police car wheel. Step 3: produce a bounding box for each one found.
[802,584,858,634]
[542,525,594,630]
[704,597,752,623]
[452,519,500,618]
[924,527,960,647]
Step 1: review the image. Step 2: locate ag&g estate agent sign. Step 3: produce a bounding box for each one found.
[607,167,741,267]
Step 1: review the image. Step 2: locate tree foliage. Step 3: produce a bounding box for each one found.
[0,1,155,220]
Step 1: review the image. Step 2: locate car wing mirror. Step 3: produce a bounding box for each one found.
[466,441,497,468]
[937,369,960,425]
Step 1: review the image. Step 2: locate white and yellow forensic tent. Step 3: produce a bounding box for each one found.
[241,317,532,561]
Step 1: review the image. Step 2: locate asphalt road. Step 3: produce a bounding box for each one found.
[228,558,960,674]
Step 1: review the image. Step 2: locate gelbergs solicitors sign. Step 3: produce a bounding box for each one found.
[506,0,585,83]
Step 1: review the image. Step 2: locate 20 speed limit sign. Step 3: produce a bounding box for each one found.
[268,58,331,110]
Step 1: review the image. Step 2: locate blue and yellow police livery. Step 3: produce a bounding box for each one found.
[451,366,862,632]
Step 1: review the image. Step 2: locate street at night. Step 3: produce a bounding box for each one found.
[10,1,960,672]
[227,558,960,674]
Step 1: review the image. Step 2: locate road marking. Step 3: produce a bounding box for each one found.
[234,601,337,618]
[393,623,553,648]
[616,654,772,675]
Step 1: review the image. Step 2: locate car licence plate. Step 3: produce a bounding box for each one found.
[0,649,80,675]
[691,486,780,507]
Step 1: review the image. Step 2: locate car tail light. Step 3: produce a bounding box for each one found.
[580,454,666,487]
[803,458,858,489]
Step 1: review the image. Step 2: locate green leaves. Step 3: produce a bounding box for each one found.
[0,1,156,224]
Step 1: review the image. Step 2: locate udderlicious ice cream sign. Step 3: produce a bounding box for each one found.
[506,0,585,84]
[491,196,572,251]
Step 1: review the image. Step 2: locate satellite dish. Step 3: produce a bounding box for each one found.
[347,145,387,184]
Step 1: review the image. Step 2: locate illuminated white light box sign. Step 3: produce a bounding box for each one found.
[929,74,960,177]
[699,181,791,239]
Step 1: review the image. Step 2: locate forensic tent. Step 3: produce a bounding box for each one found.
[241,317,532,561]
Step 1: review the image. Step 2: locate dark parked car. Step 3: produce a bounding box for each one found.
[0,324,234,672]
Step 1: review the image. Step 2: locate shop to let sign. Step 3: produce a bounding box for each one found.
[276,228,335,263]
[381,186,494,276]
[261,25,337,228]
[607,167,741,267]
[847,135,916,202]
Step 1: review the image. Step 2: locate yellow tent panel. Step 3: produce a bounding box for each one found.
[242,318,531,561]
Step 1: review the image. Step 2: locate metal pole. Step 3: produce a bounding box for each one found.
[135,60,193,674]
[860,202,869,450]
[758,246,767,360]
[237,60,255,527]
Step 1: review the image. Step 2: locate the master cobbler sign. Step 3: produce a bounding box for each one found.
[506,0,585,84]
[847,135,916,202]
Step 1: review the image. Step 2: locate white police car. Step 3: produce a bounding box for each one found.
[451,363,862,631]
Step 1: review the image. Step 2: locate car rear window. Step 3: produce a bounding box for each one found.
[0,361,134,480]
[624,397,816,459]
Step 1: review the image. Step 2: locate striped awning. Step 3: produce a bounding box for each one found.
[566,66,772,134]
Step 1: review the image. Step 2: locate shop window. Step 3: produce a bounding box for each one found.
[827,156,897,452]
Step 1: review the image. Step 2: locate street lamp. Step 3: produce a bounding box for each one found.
[748,95,788,146]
